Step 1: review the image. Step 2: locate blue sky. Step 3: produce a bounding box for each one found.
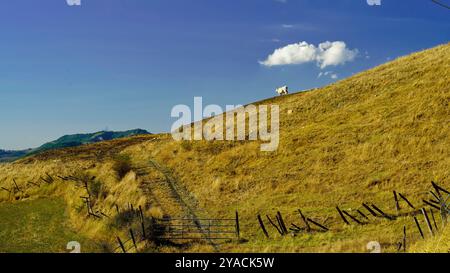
[0,0,449,149]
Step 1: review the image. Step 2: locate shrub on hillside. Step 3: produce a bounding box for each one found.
[110,209,136,228]
[112,154,132,180]
[180,141,193,151]
[88,179,108,200]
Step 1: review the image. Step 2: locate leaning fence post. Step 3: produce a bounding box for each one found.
[117,236,126,253]
[342,210,363,225]
[336,206,349,225]
[398,193,416,209]
[298,209,311,232]
[430,191,440,203]
[235,211,240,239]
[402,225,406,252]
[362,203,378,217]
[306,218,329,231]
[431,181,450,196]
[371,204,394,220]
[423,199,441,210]
[130,228,137,250]
[276,211,288,234]
[266,215,283,235]
[357,209,369,220]
[140,221,146,240]
[421,208,434,236]
[393,191,400,213]
[257,214,269,238]
[430,208,438,231]
[413,217,424,239]
[139,205,144,222]
[12,179,22,193]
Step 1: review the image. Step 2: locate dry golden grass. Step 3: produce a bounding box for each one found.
[125,43,450,252]
[0,43,449,253]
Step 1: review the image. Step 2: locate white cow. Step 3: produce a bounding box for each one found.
[276,85,289,96]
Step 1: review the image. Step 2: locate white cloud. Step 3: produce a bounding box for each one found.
[259,41,358,69]
[278,24,317,31]
[318,71,338,79]
[260,41,317,67]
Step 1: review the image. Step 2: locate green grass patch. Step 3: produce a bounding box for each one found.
[0,198,101,253]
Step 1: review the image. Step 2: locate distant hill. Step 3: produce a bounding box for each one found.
[0,129,150,162]
[0,149,31,163]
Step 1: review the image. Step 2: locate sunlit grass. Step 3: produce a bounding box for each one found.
[0,43,448,253]
[0,198,102,253]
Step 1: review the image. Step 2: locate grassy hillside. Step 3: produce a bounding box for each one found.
[0,198,101,253]
[125,42,450,252]
[0,43,448,253]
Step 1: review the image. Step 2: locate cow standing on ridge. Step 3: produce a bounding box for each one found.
[276,86,288,96]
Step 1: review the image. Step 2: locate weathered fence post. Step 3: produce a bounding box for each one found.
[393,191,400,213]
[357,209,369,220]
[402,225,406,252]
[117,236,126,253]
[306,218,329,231]
[432,181,450,195]
[336,206,350,225]
[413,217,424,239]
[342,210,363,225]
[266,215,283,235]
[429,191,440,202]
[290,223,302,232]
[130,229,137,250]
[371,204,394,220]
[398,193,416,209]
[423,199,441,210]
[276,211,288,234]
[12,179,22,193]
[430,208,438,231]
[298,209,311,232]
[421,208,434,236]
[362,203,378,217]
[235,211,240,239]
[1,187,11,193]
[257,215,269,238]
[141,221,146,239]
[139,205,144,222]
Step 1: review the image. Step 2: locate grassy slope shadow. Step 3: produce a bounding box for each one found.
[0,198,101,253]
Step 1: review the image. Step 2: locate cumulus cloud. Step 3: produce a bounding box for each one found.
[259,41,358,69]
